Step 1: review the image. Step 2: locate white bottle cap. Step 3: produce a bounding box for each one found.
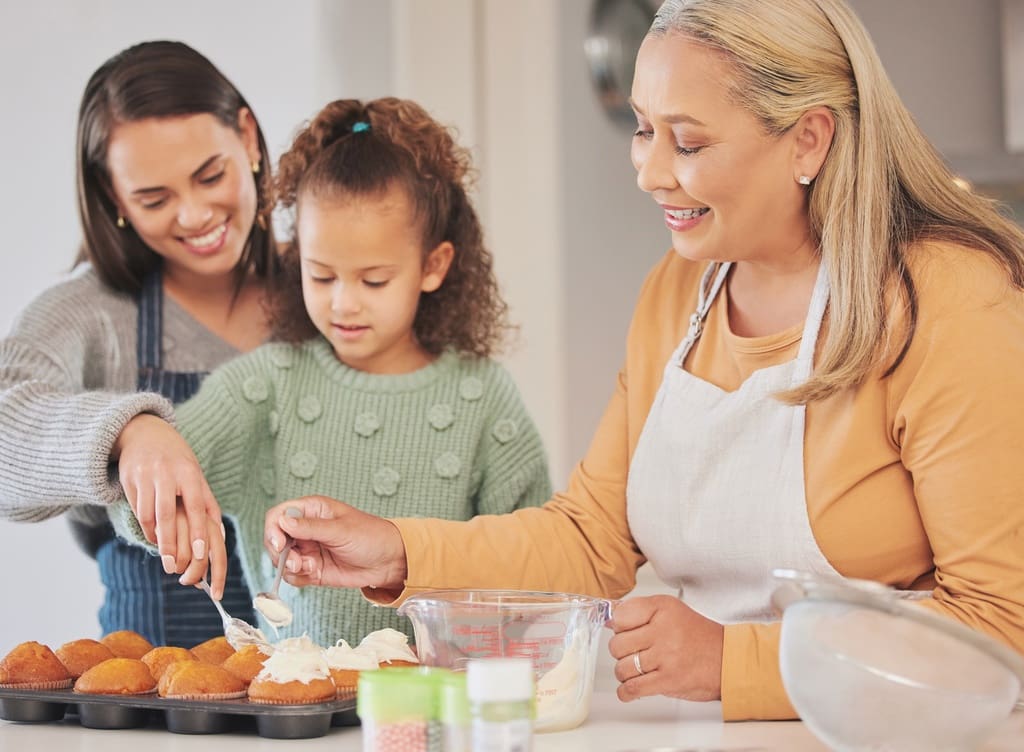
[466,658,535,703]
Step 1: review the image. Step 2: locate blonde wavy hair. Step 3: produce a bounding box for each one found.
[651,0,1024,402]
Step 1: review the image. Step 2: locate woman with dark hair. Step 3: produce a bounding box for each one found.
[0,40,278,647]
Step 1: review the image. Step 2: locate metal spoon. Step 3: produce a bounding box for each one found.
[253,507,302,629]
[197,577,269,651]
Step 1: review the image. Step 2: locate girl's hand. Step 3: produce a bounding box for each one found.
[264,496,408,597]
[608,595,724,703]
[113,414,222,575]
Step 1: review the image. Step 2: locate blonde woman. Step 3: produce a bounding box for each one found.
[217,0,1021,720]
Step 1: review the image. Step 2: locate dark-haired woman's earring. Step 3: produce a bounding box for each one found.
[116,215,127,228]
[251,160,261,175]
[797,175,812,185]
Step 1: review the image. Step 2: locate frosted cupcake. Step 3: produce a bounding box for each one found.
[248,636,335,704]
[357,628,419,668]
[324,639,380,694]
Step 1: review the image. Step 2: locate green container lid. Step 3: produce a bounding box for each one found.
[437,670,470,724]
[357,668,439,722]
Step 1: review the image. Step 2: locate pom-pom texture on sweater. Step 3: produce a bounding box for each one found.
[113,337,551,645]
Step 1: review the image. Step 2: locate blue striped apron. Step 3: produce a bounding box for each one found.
[96,270,256,647]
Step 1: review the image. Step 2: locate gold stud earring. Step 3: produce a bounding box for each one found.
[116,215,127,228]
[251,160,261,175]
[797,175,812,185]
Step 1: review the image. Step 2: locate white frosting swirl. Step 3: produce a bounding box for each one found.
[256,646,331,684]
[324,639,380,671]
[357,628,418,664]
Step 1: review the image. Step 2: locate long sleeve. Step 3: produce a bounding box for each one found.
[473,365,552,515]
[0,271,173,522]
[719,245,1024,719]
[387,340,657,600]
[110,363,262,547]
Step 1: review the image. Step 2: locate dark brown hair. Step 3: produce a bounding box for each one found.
[271,98,510,358]
[74,40,277,294]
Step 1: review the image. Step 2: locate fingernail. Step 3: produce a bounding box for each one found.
[192,539,206,559]
[270,536,281,552]
[285,506,303,519]
[286,557,300,573]
[161,555,176,574]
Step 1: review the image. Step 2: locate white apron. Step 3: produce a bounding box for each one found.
[626,260,840,623]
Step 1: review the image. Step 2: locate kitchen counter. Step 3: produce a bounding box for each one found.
[1,691,1022,750]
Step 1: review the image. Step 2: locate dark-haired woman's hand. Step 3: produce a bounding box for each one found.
[113,413,223,579]
[608,595,724,703]
[264,495,408,599]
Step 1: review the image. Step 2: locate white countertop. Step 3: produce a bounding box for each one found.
[1,691,1022,751]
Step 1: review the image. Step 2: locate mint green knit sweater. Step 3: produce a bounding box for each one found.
[113,337,551,646]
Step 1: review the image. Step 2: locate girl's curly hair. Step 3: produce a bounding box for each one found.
[269,97,510,358]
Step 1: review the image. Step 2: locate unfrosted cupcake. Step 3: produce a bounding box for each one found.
[190,635,236,665]
[100,630,154,660]
[357,628,419,668]
[222,643,273,685]
[141,646,198,682]
[74,657,157,695]
[0,641,73,689]
[324,639,379,694]
[157,660,246,700]
[55,639,116,679]
[248,636,335,704]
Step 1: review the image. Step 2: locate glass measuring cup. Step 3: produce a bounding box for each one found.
[397,589,613,732]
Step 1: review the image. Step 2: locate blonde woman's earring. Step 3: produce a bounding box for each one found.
[251,160,261,175]
[797,175,812,185]
[116,215,127,228]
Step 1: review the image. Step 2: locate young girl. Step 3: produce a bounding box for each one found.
[0,41,276,647]
[112,97,551,646]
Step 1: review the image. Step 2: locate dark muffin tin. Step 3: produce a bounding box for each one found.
[0,686,357,739]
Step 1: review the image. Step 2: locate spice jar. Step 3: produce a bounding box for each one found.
[438,670,471,752]
[357,668,440,752]
[466,658,534,752]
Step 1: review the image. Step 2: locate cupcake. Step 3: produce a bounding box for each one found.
[74,657,157,695]
[157,660,246,700]
[55,639,116,679]
[248,636,335,705]
[141,646,198,682]
[324,639,379,694]
[100,630,154,660]
[190,636,236,665]
[357,628,420,668]
[222,644,273,685]
[0,641,73,689]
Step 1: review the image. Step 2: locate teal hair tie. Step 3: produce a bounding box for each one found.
[351,121,370,133]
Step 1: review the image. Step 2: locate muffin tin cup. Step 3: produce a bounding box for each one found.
[0,686,357,738]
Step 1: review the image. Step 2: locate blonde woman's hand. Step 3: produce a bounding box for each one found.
[264,496,408,597]
[113,413,222,576]
[608,595,724,703]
